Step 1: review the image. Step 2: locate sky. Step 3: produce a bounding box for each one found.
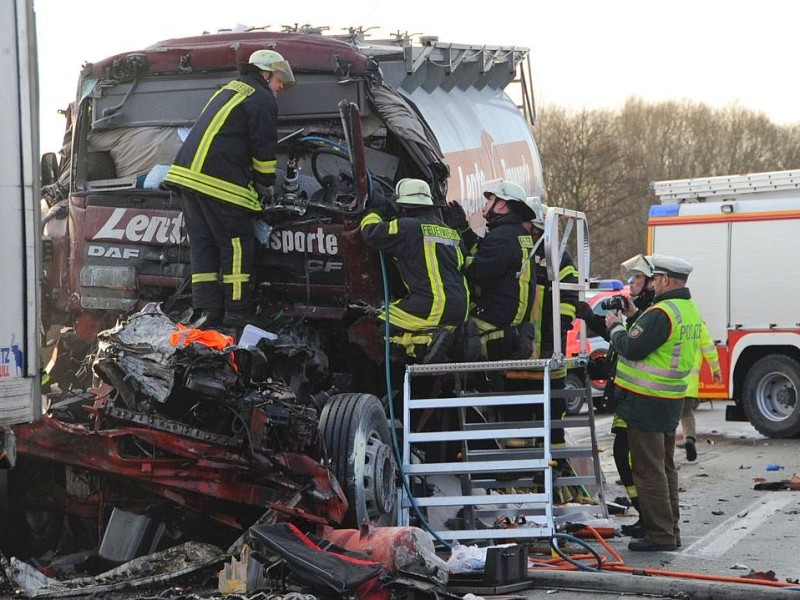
[33,0,800,155]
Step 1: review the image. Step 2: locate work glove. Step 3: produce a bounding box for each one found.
[444,201,469,232]
[255,183,275,209]
[575,301,594,322]
[368,195,395,220]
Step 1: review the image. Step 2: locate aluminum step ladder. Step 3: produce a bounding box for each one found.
[399,357,557,541]
[397,356,607,542]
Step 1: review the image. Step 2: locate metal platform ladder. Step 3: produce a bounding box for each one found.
[396,205,607,542]
[399,358,557,541]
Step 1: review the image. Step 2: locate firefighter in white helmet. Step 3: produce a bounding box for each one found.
[574,253,656,537]
[165,49,294,329]
[461,179,537,358]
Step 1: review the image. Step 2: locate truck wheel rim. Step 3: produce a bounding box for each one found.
[756,371,797,422]
[359,432,396,522]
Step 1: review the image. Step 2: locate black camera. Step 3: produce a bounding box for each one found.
[600,295,628,312]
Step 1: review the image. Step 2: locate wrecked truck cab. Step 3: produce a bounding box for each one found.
[43,29,541,392]
[28,28,544,561]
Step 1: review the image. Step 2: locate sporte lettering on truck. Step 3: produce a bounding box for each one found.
[268,227,339,255]
[19,25,546,559]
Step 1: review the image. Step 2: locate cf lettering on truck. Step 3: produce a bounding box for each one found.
[648,169,800,438]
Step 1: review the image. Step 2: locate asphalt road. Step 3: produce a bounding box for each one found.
[510,400,800,599]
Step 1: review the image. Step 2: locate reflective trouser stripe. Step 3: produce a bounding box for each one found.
[192,272,219,283]
[221,237,250,302]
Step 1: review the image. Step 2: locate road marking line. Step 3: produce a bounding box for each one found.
[683,495,795,558]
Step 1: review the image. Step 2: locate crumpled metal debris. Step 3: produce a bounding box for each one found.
[5,542,223,598]
[94,302,180,406]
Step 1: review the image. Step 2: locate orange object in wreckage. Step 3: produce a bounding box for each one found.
[169,324,237,369]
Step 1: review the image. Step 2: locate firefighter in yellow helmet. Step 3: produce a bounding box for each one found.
[360,178,470,363]
[165,50,295,329]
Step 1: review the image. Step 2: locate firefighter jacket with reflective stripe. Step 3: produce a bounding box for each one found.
[360,209,470,332]
[611,288,703,432]
[464,214,535,329]
[686,321,721,397]
[164,72,278,212]
[530,243,578,359]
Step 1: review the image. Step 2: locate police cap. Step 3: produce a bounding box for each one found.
[649,254,693,280]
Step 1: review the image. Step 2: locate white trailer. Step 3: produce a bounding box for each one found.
[0,0,42,468]
[648,170,800,438]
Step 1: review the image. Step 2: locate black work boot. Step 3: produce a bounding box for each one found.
[620,519,644,538]
[685,436,697,461]
[628,539,678,552]
[422,328,454,364]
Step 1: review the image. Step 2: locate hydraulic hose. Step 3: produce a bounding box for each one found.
[538,525,798,590]
[379,251,451,550]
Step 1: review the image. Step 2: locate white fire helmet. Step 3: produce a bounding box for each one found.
[248,49,296,89]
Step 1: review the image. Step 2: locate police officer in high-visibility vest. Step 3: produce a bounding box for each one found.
[606,255,702,552]
[165,50,295,330]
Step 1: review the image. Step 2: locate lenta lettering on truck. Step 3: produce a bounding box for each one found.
[268,228,339,255]
[93,208,186,244]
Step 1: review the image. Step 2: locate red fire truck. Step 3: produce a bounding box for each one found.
[648,170,800,438]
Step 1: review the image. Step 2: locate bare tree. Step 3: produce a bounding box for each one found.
[535,98,800,277]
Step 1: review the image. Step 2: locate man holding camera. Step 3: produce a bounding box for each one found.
[577,254,655,537]
[605,255,703,552]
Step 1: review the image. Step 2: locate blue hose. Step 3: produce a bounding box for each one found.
[379,251,452,550]
[550,532,603,572]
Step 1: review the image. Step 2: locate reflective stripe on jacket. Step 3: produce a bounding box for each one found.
[165,73,278,212]
[464,215,535,329]
[530,245,578,359]
[615,299,703,399]
[360,210,470,331]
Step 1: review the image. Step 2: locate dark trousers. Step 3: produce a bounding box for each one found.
[180,190,255,314]
[628,427,680,546]
[613,429,639,510]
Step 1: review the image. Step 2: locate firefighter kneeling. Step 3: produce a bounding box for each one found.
[360,179,470,363]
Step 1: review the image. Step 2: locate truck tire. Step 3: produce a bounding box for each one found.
[564,372,586,415]
[742,355,800,438]
[319,393,397,527]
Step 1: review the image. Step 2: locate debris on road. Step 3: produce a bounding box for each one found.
[4,542,223,598]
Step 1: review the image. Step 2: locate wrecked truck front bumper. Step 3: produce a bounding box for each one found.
[13,412,348,529]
